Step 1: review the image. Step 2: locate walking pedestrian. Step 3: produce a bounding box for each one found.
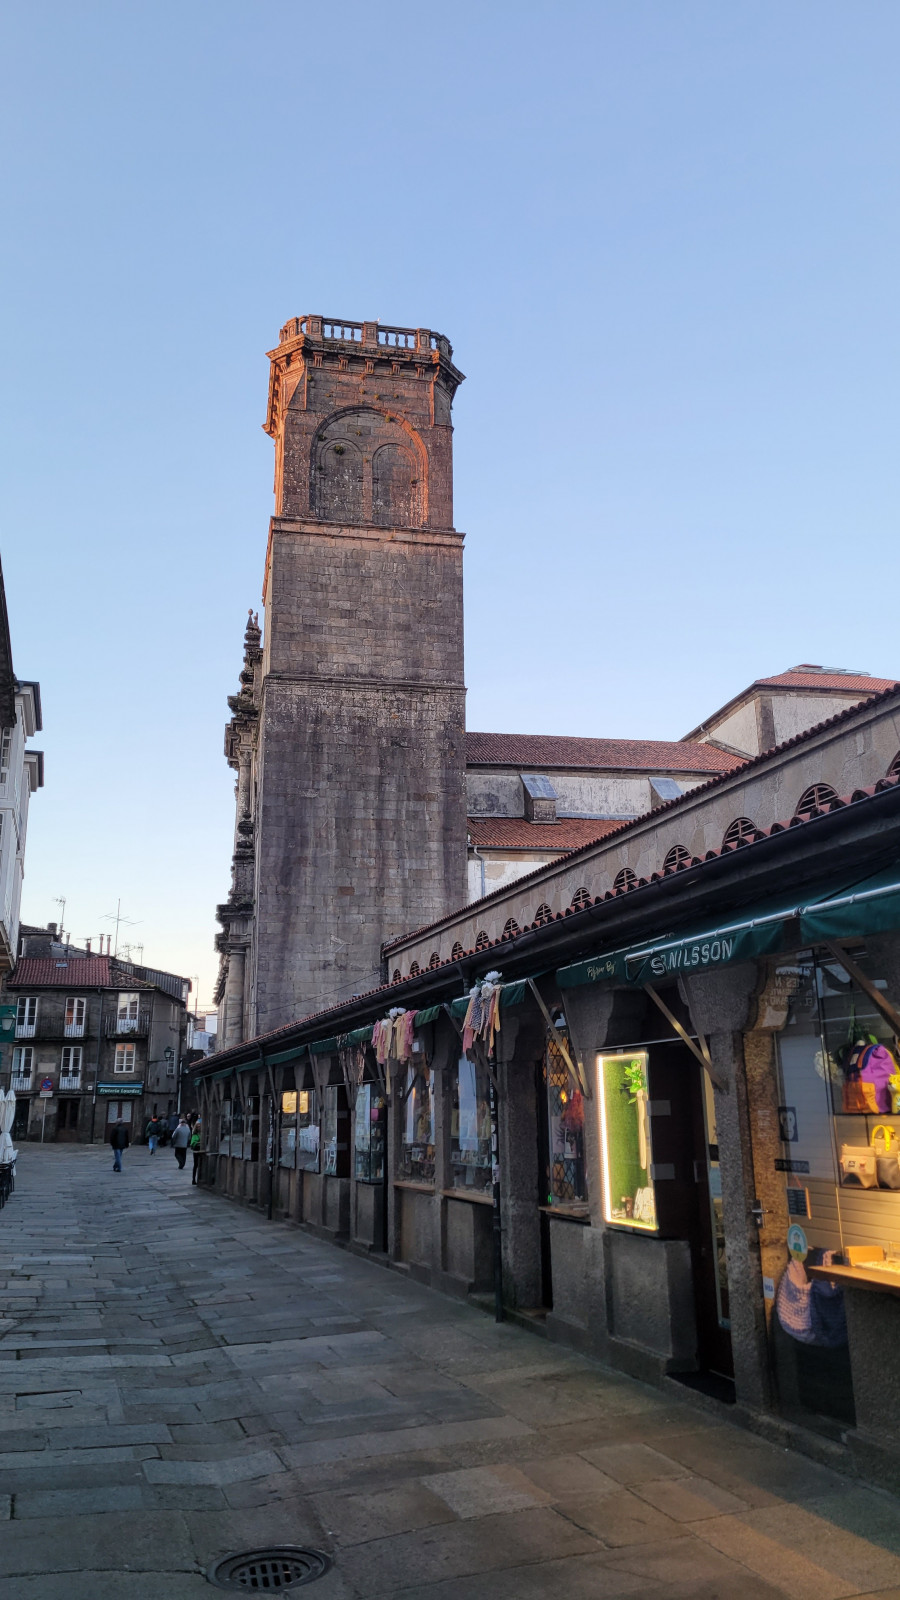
[171,1115,191,1170]
[145,1115,162,1154]
[108,1115,130,1173]
[190,1119,204,1185]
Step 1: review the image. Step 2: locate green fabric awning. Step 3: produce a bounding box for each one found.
[500,980,528,1008]
[413,1005,442,1026]
[557,861,900,992]
[309,1037,337,1055]
[210,1066,234,1080]
[340,1025,374,1046]
[798,863,900,943]
[265,1044,307,1067]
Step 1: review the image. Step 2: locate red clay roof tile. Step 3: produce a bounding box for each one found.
[467,818,622,851]
[757,670,897,693]
[466,733,739,774]
[7,957,114,988]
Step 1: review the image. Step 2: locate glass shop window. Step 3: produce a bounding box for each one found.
[597,1050,656,1230]
[450,1056,491,1192]
[771,959,856,1428]
[296,1088,320,1172]
[321,1086,340,1175]
[398,1064,435,1184]
[219,1098,231,1155]
[280,1088,297,1168]
[819,952,898,1119]
[544,1036,588,1209]
[354,1083,386,1182]
[230,1099,245,1160]
[244,1093,260,1162]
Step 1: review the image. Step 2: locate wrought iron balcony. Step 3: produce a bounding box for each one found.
[64,1022,85,1038]
[59,1074,82,1091]
[11,1075,32,1092]
[15,1023,35,1039]
[105,1014,151,1038]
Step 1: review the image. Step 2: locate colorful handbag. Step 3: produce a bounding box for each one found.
[840,1144,877,1187]
[842,1044,897,1114]
[776,1258,815,1344]
[808,1249,848,1348]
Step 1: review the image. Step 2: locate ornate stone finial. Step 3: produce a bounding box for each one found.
[244,609,262,654]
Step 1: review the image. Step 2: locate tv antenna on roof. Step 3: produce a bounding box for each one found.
[101,899,142,957]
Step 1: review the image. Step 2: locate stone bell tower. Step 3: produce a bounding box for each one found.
[218,316,468,1041]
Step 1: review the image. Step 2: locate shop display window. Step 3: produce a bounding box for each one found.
[320,1086,338,1175]
[772,959,856,1427]
[354,1083,386,1182]
[219,1098,231,1156]
[544,1036,588,1209]
[398,1064,435,1184]
[450,1056,491,1191]
[230,1100,245,1160]
[243,1093,260,1162]
[279,1088,297,1168]
[597,1051,657,1230]
[296,1088,320,1172]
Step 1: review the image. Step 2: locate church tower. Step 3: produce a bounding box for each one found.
[217,317,467,1041]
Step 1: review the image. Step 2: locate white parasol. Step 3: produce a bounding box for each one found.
[0,1088,17,1165]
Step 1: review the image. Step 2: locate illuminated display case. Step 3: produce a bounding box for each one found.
[354,1083,386,1183]
[598,1050,657,1230]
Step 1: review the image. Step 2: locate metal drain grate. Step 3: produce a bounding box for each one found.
[207,1548,331,1591]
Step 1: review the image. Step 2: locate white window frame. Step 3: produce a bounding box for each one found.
[117,993,140,1032]
[12,1045,33,1080]
[60,1045,83,1079]
[114,1043,136,1074]
[64,996,86,1037]
[16,996,37,1037]
[0,727,10,783]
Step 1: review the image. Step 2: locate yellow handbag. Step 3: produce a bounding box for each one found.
[871,1125,900,1189]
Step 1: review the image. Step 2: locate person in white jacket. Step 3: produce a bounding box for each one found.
[171,1116,191,1170]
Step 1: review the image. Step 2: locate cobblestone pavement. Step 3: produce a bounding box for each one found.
[4,1148,900,1599]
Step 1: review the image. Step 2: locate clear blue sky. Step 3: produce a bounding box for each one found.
[2,2,899,1004]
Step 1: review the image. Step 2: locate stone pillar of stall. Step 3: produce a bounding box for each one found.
[679,962,775,1412]
[496,1005,546,1310]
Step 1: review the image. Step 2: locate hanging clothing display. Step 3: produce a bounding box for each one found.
[462,980,501,1057]
[372,1010,416,1065]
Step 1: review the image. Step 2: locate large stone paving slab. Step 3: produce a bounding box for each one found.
[3,1145,900,1599]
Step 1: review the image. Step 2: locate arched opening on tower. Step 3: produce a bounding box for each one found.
[373,443,418,527]
[314,438,363,522]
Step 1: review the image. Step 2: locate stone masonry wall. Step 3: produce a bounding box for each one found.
[254,678,466,1030]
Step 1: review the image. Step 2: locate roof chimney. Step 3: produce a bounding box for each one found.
[47,922,57,936]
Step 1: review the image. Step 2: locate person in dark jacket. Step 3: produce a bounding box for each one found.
[108,1116,130,1173]
[190,1119,203,1185]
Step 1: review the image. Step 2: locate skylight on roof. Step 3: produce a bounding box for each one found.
[521,774,559,800]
